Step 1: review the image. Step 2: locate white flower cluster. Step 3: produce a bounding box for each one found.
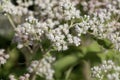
[46,23,81,51]
[14,16,45,48]
[13,0,85,51]
[0,0,80,19]
[74,15,90,36]
[9,73,30,80]
[89,9,111,38]
[78,0,120,51]
[0,0,33,16]
[1,0,120,51]
[58,0,80,20]
[81,0,120,14]
[88,8,120,51]
[14,15,89,50]
[35,0,80,20]
[9,75,17,80]
[19,73,30,80]
[28,56,55,80]
[91,60,120,80]
[0,49,9,66]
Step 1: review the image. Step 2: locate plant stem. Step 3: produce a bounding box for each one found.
[6,14,16,29]
[65,66,73,80]
[82,60,91,80]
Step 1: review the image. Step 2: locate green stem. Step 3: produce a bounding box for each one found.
[6,14,16,29]
[65,66,73,80]
[82,61,91,80]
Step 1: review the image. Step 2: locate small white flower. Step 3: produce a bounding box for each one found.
[0,49,9,65]
[91,60,120,80]
[28,56,55,80]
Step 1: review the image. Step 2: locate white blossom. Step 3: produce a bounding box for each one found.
[28,56,55,80]
[19,73,30,80]
[0,49,9,66]
[91,60,120,80]
[0,0,33,16]
[9,75,17,80]
[9,73,30,80]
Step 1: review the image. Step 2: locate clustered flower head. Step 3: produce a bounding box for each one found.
[9,75,16,80]
[81,0,120,15]
[19,73,30,80]
[0,0,33,16]
[9,73,30,80]
[87,8,120,51]
[79,0,120,51]
[34,0,80,20]
[11,0,85,51]
[28,55,55,80]
[1,0,120,51]
[91,60,120,80]
[0,49,9,65]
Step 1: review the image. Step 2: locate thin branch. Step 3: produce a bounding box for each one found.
[6,14,16,29]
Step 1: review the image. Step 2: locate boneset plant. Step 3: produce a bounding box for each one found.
[0,0,120,80]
